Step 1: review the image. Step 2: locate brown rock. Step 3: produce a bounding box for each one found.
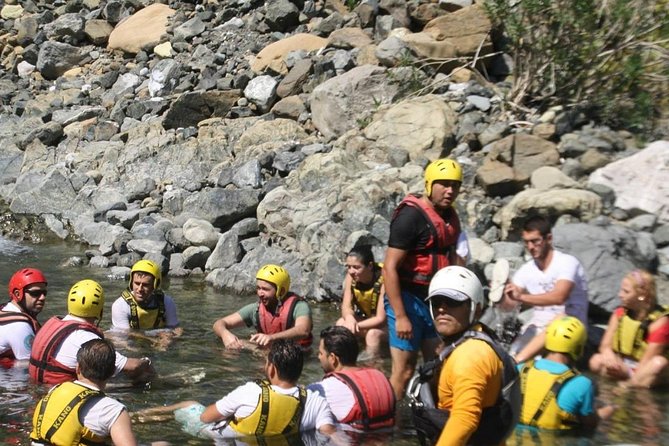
[328,27,373,49]
[476,159,521,197]
[85,19,113,45]
[355,44,379,66]
[271,95,306,120]
[107,4,175,54]
[250,33,327,75]
[489,133,561,184]
[276,58,312,98]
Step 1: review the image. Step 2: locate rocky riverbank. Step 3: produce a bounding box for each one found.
[0,0,668,315]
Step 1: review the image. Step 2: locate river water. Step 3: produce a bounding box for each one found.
[0,238,667,445]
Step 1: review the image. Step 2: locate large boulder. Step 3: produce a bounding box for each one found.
[589,140,669,224]
[493,188,603,238]
[364,95,458,161]
[107,3,175,54]
[310,65,399,139]
[181,188,260,229]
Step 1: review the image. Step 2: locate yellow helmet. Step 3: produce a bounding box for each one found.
[67,279,105,320]
[256,264,291,300]
[545,316,586,361]
[424,158,463,197]
[130,259,161,289]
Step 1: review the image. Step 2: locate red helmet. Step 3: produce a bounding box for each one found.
[8,268,47,302]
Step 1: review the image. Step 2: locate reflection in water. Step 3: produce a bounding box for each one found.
[0,238,669,445]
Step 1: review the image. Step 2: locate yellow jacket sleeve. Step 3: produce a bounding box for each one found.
[435,339,503,446]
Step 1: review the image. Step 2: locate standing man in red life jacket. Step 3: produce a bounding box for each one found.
[0,268,48,368]
[309,326,395,431]
[213,264,313,349]
[383,158,469,399]
[29,279,155,385]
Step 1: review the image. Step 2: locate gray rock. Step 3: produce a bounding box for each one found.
[375,36,409,67]
[127,238,169,256]
[148,59,181,98]
[89,255,110,268]
[273,150,306,173]
[182,218,220,249]
[628,214,657,232]
[181,188,260,229]
[205,230,242,270]
[653,224,669,247]
[276,59,312,98]
[589,141,669,223]
[233,160,263,189]
[44,13,85,43]
[163,90,241,129]
[466,95,491,112]
[311,65,399,139]
[264,0,299,32]
[10,170,81,216]
[244,75,278,113]
[491,241,525,259]
[36,41,83,80]
[174,16,206,40]
[530,166,580,191]
[182,245,211,269]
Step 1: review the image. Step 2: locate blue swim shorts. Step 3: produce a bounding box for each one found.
[384,291,438,351]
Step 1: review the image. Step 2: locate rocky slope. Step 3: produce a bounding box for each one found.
[0,0,668,316]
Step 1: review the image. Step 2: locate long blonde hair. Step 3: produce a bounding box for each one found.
[626,269,657,304]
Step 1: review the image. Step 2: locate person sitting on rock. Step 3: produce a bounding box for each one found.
[30,338,139,446]
[309,325,395,431]
[0,268,48,368]
[336,245,388,359]
[135,339,335,440]
[518,316,613,432]
[502,215,589,363]
[589,269,669,388]
[29,279,154,385]
[213,264,313,349]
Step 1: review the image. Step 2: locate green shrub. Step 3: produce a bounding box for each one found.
[484,0,669,135]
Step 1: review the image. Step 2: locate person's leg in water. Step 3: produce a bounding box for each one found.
[132,401,200,423]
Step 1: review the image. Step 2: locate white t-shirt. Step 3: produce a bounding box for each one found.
[205,381,335,438]
[512,250,589,329]
[308,377,355,423]
[0,302,36,361]
[110,293,179,330]
[53,316,128,376]
[76,381,127,437]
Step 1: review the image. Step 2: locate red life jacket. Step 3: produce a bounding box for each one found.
[256,293,313,348]
[392,194,461,287]
[29,316,103,385]
[0,303,41,368]
[326,368,396,430]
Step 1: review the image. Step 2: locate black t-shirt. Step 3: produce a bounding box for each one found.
[388,205,436,251]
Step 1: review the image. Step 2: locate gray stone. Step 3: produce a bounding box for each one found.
[264,0,299,32]
[628,214,658,232]
[182,218,220,249]
[491,241,525,259]
[163,90,241,129]
[174,16,206,40]
[244,75,278,113]
[205,230,241,271]
[375,36,409,67]
[181,188,260,229]
[36,41,83,80]
[182,245,211,269]
[127,238,169,256]
[148,59,181,98]
[530,166,580,191]
[466,95,491,112]
[233,160,263,189]
[589,141,669,223]
[653,224,669,247]
[44,13,85,42]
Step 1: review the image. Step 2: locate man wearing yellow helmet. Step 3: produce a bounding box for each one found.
[517,316,613,432]
[213,264,313,349]
[29,279,154,385]
[383,158,469,399]
[111,260,180,332]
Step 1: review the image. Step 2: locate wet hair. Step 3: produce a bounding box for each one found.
[320,326,359,366]
[626,269,657,304]
[522,215,552,237]
[76,339,116,381]
[347,245,375,266]
[267,340,304,383]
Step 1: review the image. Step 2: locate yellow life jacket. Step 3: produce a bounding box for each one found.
[519,360,580,430]
[30,381,107,446]
[613,305,669,361]
[230,379,307,437]
[351,263,383,319]
[121,289,166,329]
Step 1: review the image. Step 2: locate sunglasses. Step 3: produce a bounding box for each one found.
[430,295,468,309]
[25,289,47,298]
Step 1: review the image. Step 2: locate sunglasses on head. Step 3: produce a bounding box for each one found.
[25,289,47,298]
[430,295,468,308]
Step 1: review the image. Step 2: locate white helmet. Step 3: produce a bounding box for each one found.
[426,266,484,325]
